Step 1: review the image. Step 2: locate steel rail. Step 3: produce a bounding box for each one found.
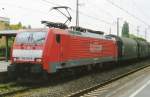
[67,64,150,97]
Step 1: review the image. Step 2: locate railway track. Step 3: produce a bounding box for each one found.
[0,81,46,97]
[0,59,150,97]
[67,64,150,97]
[0,87,30,97]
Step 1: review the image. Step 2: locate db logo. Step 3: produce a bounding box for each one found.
[26,46,31,49]
[90,43,102,53]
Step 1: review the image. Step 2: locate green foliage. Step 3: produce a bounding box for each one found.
[22,26,27,29]
[0,21,10,30]
[129,34,146,41]
[9,22,23,30]
[122,21,129,37]
[9,22,30,30]
[0,48,11,58]
[4,23,10,29]
[0,21,28,58]
[0,21,26,30]
[0,49,4,57]
[0,37,14,57]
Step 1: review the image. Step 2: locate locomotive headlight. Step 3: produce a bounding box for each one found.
[35,58,42,62]
[13,57,17,61]
[13,58,16,61]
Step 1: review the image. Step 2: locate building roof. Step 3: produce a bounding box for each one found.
[0,17,10,23]
[0,28,48,37]
[0,30,17,37]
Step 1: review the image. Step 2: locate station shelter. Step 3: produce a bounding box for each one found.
[0,30,17,62]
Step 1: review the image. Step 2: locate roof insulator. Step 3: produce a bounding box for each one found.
[70,26,104,35]
[41,21,68,29]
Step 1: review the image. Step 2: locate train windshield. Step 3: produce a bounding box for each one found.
[15,32,47,44]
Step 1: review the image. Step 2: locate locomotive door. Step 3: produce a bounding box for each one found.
[56,34,69,64]
[56,34,61,63]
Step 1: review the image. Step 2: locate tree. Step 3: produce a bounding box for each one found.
[122,21,129,37]
[18,22,22,28]
[9,22,23,30]
[22,26,27,29]
[130,34,146,41]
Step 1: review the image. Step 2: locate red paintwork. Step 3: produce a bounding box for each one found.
[14,44,43,50]
[11,28,118,73]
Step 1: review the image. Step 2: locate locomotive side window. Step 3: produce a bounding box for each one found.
[56,34,61,44]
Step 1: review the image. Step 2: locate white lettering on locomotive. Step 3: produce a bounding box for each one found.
[90,42,103,53]
[12,49,42,61]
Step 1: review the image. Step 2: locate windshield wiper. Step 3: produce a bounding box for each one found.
[33,38,45,43]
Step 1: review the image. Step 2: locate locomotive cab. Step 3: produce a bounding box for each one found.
[8,28,69,79]
[8,29,49,78]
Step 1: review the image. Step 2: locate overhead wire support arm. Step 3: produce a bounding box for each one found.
[42,0,112,26]
[51,6,72,25]
[41,6,72,29]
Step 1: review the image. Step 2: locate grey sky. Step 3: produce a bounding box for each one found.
[0,0,150,40]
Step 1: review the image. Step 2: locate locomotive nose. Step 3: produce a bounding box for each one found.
[12,49,43,62]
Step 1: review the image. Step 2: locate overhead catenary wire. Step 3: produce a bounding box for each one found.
[42,0,112,25]
[131,0,150,21]
[42,0,150,34]
[131,0,150,34]
[41,0,150,40]
[87,0,115,21]
[106,0,150,26]
[0,0,112,28]
[42,0,61,6]
[2,0,148,36]
[0,2,48,15]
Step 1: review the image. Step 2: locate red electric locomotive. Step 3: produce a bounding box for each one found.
[8,22,118,79]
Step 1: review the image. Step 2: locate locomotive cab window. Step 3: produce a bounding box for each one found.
[56,34,61,44]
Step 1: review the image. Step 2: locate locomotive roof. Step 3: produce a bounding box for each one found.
[0,28,116,41]
[49,28,115,41]
[68,30,116,41]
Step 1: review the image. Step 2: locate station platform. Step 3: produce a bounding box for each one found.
[0,61,10,72]
[92,66,150,97]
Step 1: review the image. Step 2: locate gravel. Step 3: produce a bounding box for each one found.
[5,59,150,97]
